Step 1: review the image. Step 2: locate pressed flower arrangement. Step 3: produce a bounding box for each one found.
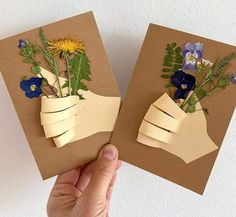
[19,28,91,99]
[161,42,236,114]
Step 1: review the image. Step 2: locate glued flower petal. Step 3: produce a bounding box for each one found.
[20,77,43,99]
[171,70,196,100]
[183,42,204,70]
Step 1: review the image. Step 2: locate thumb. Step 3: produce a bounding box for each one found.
[84,144,118,199]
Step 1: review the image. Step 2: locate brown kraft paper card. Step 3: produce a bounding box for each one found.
[111,24,236,194]
[0,11,120,179]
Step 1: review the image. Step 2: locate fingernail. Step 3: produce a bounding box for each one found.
[102,145,117,161]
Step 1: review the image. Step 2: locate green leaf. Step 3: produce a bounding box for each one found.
[187,104,196,113]
[65,52,91,95]
[196,88,207,98]
[162,68,172,72]
[175,47,181,53]
[189,95,196,105]
[167,50,174,55]
[164,56,173,62]
[31,65,41,74]
[161,74,170,78]
[163,62,172,67]
[218,76,230,88]
[162,42,183,82]
[167,44,172,50]
[175,55,184,63]
[39,28,49,49]
[207,92,214,96]
[172,64,182,71]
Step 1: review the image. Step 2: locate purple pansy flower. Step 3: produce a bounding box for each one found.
[171,70,196,100]
[18,39,28,49]
[20,77,43,99]
[183,42,204,70]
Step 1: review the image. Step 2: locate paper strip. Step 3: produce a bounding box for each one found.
[137,93,218,163]
[39,68,121,148]
[144,105,180,133]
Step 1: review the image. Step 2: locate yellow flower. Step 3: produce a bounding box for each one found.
[48,37,85,56]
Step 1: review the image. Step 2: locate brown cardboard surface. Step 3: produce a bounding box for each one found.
[0,12,120,179]
[111,24,236,194]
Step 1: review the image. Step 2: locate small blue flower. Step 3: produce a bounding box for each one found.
[20,77,43,99]
[18,39,28,49]
[231,74,236,84]
[171,70,196,100]
[183,42,203,70]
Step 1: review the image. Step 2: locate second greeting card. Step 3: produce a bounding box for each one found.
[111,24,236,194]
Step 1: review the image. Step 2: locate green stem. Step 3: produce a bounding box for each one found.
[180,88,195,110]
[65,55,71,96]
[41,86,49,98]
[195,86,217,103]
[53,58,63,97]
[32,60,59,97]
[73,53,83,95]
[39,46,63,97]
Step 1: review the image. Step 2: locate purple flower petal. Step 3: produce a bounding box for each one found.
[183,50,191,57]
[171,70,196,100]
[183,62,196,70]
[18,39,28,49]
[174,88,184,99]
[171,70,185,88]
[20,77,43,99]
[193,50,203,59]
[231,74,236,84]
[20,80,31,91]
[184,43,196,51]
[195,42,204,52]
[182,42,204,70]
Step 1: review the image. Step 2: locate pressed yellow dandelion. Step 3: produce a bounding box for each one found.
[48,37,85,56]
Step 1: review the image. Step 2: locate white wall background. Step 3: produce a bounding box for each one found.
[0,0,236,216]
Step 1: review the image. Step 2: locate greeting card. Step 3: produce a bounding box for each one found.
[0,12,121,179]
[111,24,236,194]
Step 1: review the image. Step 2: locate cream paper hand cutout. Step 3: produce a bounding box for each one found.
[39,68,121,148]
[137,93,218,163]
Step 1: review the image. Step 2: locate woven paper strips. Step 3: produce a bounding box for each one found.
[40,68,121,148]
[137,93,218,163]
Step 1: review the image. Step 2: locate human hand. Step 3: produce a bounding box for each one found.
[39,67,121,148]
[47,144,121,217]
[138,93,218,163]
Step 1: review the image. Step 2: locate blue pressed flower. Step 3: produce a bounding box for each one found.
[183,42,203,70]
[171,70,196,99]
[18,39,28,48]
[20,77,43,99]
[231,74,236,84]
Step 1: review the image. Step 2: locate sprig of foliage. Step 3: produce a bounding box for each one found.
[19,41,54,97]
[39,28,63,97]
[161,42,183,78]
[19,42,41,75]
[161,42,183,97]
[62,52,91,98]
[182,52,236,113]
